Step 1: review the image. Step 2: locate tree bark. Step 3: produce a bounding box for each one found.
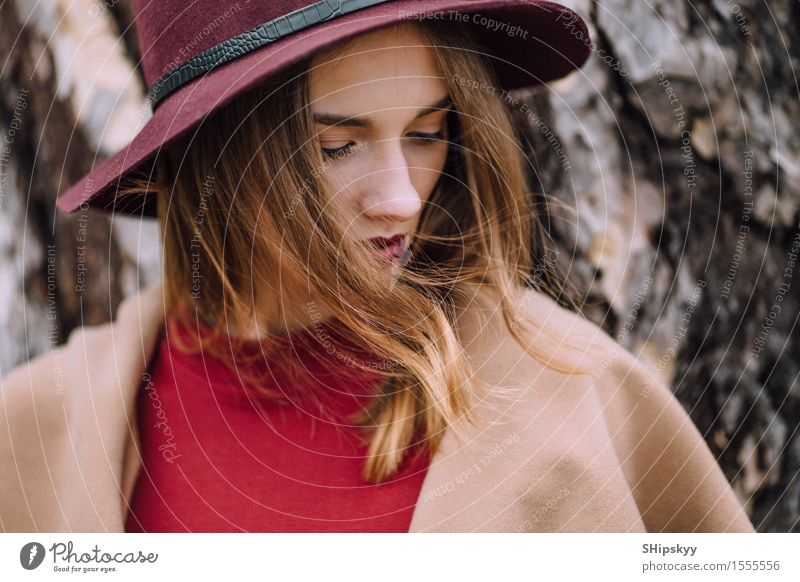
[1,0,797,531]
[0,0,160,369]
[520,0,799,532]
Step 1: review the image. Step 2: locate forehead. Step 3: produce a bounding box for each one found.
[308,23,445,106]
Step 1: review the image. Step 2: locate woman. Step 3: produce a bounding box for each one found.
[1,0,755,533]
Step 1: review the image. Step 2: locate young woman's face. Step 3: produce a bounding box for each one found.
[309,23,451,263]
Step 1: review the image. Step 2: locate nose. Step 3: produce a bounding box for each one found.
[360,140,423,222]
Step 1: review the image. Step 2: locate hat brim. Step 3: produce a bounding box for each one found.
[56,0,590,217]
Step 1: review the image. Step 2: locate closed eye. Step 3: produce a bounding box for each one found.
[406,130,447,144]
[321,130,448,159]
[321,143,355,159]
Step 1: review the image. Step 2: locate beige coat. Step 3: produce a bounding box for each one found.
[0,282,755,533]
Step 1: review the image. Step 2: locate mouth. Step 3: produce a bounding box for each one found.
[367,233,409,265]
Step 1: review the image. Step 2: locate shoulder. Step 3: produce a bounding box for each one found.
[458,281,680,425]
[1,282,165,437]
[456,283,754,531]
[0,283,164,531]
[454,281,638,387]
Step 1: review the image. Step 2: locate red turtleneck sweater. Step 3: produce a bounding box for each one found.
[124,316,430,532]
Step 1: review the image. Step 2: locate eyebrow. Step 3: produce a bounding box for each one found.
[312,94,453,128]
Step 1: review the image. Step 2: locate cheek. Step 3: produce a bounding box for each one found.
[410,145,449,200]
[320,145,449,206]
[320,163,358,202]
[319,163,364,218]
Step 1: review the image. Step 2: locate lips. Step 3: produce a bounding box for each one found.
[369,233,405,249]
[367,233,408,262]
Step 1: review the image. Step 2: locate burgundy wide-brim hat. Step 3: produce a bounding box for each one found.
[56,0,591,218]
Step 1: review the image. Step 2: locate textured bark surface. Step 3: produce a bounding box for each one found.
[0,0,160,368]
[520,0,799,532]
[1,0,797,531]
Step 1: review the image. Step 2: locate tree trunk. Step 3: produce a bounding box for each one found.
[520,0,799,532]
[1,0,796,531]
[0,0,160,368]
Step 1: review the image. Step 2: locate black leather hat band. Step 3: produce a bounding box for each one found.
[146,0,394,110]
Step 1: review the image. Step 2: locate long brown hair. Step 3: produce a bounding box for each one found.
[118,19,589,483]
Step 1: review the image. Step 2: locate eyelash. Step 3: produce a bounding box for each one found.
[321,130,447,159]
